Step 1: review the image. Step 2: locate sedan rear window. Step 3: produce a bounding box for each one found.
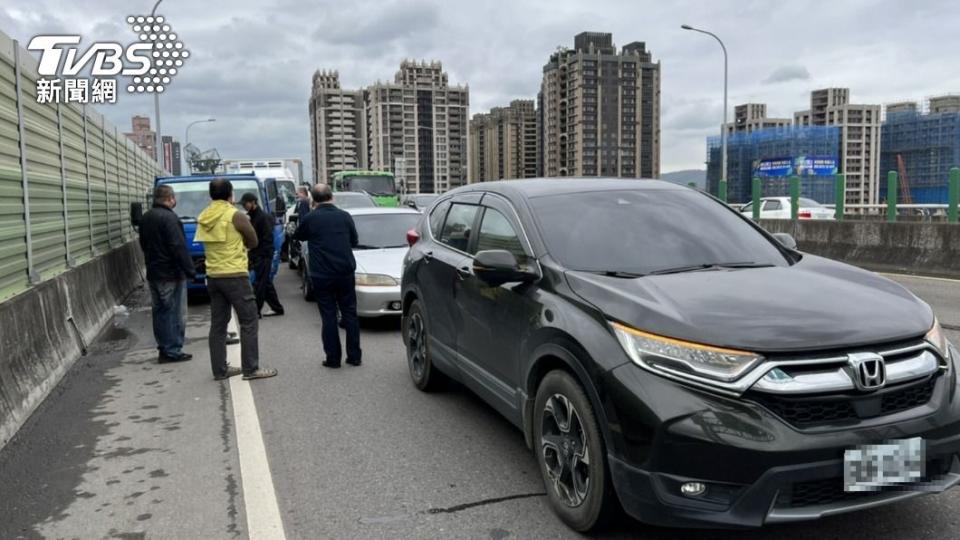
[530,190,789,275]
[353,213,421,249]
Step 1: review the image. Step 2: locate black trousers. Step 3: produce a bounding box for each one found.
[207,277,259,376]
[311,273,361,364]
[252,254,284,314]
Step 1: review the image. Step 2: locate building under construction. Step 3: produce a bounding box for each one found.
[880,95,960,204]
[706,125,841,204]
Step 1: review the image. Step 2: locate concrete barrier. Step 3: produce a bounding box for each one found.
[0,241,144,448]
[760,219,960,278]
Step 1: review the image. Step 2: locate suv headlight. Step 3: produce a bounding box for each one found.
[610,322,763,383]
[355,273,398,286]
[926,318,950,359]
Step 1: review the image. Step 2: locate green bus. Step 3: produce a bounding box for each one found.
[331,170,399,207]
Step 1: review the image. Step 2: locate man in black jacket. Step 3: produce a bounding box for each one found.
[241,192,285,317]
[139,184,195,363]
[293,184,361,368]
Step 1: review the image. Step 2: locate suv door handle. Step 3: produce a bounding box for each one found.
[423,250,434,262]
[456,266,471,280]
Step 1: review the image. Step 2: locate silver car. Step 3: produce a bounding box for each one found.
[300,207,420,317]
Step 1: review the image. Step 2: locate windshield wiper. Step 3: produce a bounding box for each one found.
[382,244,408,249]
[354,244,381,250]
[648,261,774,276]
[178,216,197,223]
[591,270,646,278]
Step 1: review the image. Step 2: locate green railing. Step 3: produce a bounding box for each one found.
[0,31,163,302]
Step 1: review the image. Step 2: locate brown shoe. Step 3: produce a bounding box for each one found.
[242,368,278,380]
[214,366,243,381]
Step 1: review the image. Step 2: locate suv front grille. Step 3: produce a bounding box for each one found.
[750,376,938,428]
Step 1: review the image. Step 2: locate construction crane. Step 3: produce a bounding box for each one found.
[183,143,222,175]
[896,154,913,204]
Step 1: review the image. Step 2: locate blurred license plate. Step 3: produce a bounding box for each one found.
[844,438,925,492]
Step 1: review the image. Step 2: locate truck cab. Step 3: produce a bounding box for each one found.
[133,173,286,291]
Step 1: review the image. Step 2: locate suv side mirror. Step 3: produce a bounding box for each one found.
[473,250,537,286]
[130,202,144,227]
[772,232,797,250]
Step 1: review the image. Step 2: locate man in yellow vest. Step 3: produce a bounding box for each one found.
[195,178,278,381]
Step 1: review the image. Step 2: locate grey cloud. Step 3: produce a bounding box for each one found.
[311,0,439,48]
[763,65,811,85]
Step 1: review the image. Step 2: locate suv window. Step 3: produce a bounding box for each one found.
[429,200,451,238]
[439,203,479,253]
[475,208,528,264]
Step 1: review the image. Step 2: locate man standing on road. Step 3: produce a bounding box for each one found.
[241,192,285,318]
[195,179,278,381]
[295,186,311,220]
[138,185,195,364]
[294,184,362,368]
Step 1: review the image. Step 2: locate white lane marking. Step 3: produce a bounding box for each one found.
[227,313,287,540]
[880,272,960,284]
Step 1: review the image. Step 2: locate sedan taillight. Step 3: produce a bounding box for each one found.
[798,210,812,219]
[406,229,420,247]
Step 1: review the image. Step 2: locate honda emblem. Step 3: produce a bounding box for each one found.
[847,353,886,391]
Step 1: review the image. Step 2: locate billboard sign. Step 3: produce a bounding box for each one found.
[755,156,838,177]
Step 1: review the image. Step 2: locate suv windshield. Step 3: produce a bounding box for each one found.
[353,213,421,249]
[530,189,789,275]
[164,180,260,221]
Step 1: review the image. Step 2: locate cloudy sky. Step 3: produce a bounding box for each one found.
[4,0,959,176]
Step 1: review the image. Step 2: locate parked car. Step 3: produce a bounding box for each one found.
[740,197,834,220]
[286,191,379,270]
[301,207,420,318]
[400,178,958,532]
[402,193,439,212]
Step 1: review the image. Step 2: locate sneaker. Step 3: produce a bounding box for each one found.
[346,359,361,367]
[263,309,285,317]
[214,366,243,381]
[321,361,341,369]
[243,368,279,380]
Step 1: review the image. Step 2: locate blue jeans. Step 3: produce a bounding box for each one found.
[149,279,187,358]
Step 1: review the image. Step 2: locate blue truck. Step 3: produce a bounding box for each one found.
[134,173,287,291]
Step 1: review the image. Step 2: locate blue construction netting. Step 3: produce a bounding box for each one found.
[706,126,841,203]
[880,109,960,203]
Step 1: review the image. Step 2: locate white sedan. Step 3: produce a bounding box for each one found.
[300,207,420,317]
[740,197,834,220]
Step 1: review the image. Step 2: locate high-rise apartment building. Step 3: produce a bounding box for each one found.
[468,100,538,182]
[160,135,181,176]
[309,62,468,193]
[123,115,156,161]
[795,88,881,205]
[366,61,469,194]
[880,95,960,203]
[540,32,660,178]
[725,103,791,135]
[308,70,367,183]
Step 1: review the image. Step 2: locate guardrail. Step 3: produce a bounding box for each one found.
[0,30,164,302]
[732,169,960,224]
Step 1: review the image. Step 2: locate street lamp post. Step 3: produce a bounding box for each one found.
[185,118,216,147]
[682,24,728,202]
[151,0,163,166]
[184,118,216,172]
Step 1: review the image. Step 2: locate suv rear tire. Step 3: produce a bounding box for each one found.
[534,370,616,532]
[405,300,446,391]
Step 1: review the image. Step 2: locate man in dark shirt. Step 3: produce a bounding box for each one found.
[241,193,285,317]
[293,184,362,367]
[138,184,195,363]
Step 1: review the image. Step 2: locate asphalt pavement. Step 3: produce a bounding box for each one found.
[1,268,959,539]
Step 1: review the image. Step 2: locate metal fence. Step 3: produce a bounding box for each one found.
[0,31,163,302]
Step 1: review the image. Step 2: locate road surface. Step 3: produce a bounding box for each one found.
[1,269,959,539]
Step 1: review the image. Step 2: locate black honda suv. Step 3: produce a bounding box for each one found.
[399,179,960,532]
